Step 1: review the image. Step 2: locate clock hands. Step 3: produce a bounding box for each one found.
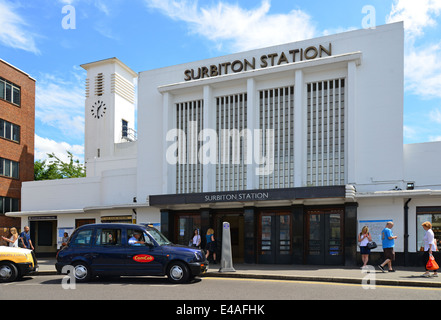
[91,101,106,119]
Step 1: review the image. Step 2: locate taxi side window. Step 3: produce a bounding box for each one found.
[95,228,122,246]
[71,229,93,246]
[143,232,154,246]
[127,229,154,246]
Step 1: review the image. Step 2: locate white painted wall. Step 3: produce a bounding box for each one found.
[357,198,404,252]
[22,166,137,211]
[22,177,100,211]
[404,141,441,189]
[137,22,405,198]
[17,22,441,256]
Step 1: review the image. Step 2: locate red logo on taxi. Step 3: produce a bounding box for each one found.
[133,254,154,263]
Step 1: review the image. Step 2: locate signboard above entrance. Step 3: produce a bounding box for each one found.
[149,186,345,207]
[184,43,332,81]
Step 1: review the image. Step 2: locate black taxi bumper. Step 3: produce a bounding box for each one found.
[188,261,209,276]
[17,262,38,276]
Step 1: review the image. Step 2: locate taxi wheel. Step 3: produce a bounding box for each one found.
[0,262,18,283]
[72,261,92,283]
[167,261,190,284]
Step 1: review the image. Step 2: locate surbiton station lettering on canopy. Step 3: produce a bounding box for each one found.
[184,43,332,81]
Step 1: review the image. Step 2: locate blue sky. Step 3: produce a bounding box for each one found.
[0,0,440,162]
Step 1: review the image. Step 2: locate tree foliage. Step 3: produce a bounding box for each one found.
[34,151,86,180]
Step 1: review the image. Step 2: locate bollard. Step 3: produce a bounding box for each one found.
[219,222,236,272]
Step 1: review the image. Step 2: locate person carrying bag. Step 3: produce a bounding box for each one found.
[421,221,438,277]
[426,254,439,271]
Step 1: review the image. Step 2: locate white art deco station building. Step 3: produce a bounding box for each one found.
[9,22,441,266]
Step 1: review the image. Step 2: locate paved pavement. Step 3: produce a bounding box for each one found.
[35,258,441,288]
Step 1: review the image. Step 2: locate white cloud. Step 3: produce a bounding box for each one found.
[387,0,441,38]
[144,0,316,52]
[403,125,417,141]
[322,26,358,37]
[0,0,39,54]
[58,0,111,15]
[404,42,441,99]
[387,0,441,99]
[35,134,84,162]
[429,108,441,123]
[429,135,441,142]
[35,70,85,139]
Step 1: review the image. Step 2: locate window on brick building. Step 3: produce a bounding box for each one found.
[0,158,19,179]
[0,119,20,143]
[0,197,19,214]
[0,77,21,106]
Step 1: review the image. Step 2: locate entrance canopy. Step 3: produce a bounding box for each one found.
[149,186,348,210]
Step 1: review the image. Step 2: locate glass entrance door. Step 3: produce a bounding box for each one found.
[306,209,344,265]
[259,212,292,264]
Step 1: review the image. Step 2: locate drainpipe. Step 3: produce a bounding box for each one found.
[404,198,412,266]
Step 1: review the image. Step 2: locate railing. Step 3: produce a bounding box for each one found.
[122,127,137,142]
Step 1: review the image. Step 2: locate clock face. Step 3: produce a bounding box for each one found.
[91,100,106,119]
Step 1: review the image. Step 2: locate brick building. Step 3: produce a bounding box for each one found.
[0,59,35,241]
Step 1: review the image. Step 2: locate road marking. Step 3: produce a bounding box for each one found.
[0,282,16,286]
[149,285,179,287]
[205,277,441,291]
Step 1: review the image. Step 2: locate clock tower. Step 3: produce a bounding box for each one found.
[81,58,138,174]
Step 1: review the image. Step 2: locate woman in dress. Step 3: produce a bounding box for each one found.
[205,228,217,264]
[358,226,372,268]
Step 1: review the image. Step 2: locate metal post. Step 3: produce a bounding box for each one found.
[219,222,236,272]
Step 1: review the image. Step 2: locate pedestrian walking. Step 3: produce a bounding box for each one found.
[358,226,372,268]
[1,227,19,247]
[19,226,34,250]
[421,221,439,278]
[205,228,217,264]
[378,221,397,272]
[191,229,201,248]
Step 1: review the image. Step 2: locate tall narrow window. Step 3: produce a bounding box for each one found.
[307,79,345,186]
[216,93,248,192]
[5,83,11,102]
[11,161,19,179]
[0,80,4,100]
[12,125,20,143]
[259,86,295,189]
[176,100,204,194]
[13,87,20,105]
[122,119,128,138]
[4,122,11,140]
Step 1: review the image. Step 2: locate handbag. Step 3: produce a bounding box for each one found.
[426,254,439,271]
[367,241,377,250]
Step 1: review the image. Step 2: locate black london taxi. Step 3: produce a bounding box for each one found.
[56,223,208,283]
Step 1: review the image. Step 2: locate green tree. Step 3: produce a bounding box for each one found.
[34,151,86,180]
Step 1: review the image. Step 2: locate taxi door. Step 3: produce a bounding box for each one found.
[91,227,126,275]
[124,228,165,275]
